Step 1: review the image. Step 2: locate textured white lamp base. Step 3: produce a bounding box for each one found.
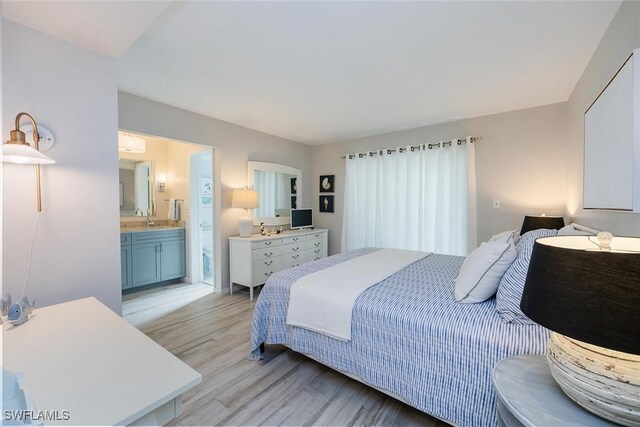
[547,332,640,427]
[237,211,254,237]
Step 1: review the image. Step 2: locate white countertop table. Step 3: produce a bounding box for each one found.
[1,297,201,426]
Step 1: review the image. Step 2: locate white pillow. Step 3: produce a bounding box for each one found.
[557,223,599,236]
[489,230,520,245]
[455,239,517,304]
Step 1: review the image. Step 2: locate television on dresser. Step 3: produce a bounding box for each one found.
[290,208,313,230]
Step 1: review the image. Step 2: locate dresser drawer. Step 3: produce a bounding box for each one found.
[252,267,277,285]
[305,248,325,262]
[309,231,326,240]
[281,261,303,270]
[282,242,306,254]
[253,257,279,269]
[251,239,282,249]
[281,252,305,263]
[306,239,325,250]
[252,246,283,261]
[282,235,307,245]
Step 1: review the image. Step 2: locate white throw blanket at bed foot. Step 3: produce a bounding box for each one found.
[286,248,430,341]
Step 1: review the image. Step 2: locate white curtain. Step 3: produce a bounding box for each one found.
[254,170,287,218]
[342,138,477,256]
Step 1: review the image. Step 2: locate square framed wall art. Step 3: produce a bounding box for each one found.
[319,195,334,213]
[319,175,334,193]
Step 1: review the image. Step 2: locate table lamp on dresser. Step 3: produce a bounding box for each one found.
[232,189,258,237]
[520,233,640,426]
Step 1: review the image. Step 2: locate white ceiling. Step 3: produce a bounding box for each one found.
[1,1,172,58]
[2,1,621,145]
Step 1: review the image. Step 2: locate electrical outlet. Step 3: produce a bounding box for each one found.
[493,199,501,209]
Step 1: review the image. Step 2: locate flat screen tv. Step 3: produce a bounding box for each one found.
[290,208,313,230]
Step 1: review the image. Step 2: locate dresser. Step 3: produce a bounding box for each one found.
[229,229,328,300]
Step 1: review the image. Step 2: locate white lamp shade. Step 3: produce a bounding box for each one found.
[118,134,146,153]
[2,143,55,164]
[232,189,259,209]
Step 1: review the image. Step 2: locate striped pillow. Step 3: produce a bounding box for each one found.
[496,228,558,324]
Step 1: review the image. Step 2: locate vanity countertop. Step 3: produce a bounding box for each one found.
[121,226,185,234]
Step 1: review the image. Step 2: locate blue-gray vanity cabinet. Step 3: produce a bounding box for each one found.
[121,233,133,290]
[131,242,162,287]
[160,239,186,281]
[121,229,186,290]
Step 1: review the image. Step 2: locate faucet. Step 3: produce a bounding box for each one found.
[146,216,155,228]
[134,208,143,216]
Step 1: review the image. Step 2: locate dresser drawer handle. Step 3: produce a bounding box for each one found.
[265,271,273,277]
[264,260,273,266]
[314,249,320,253]
[314,242,320,247]
[265,241,272,246]
[314,234,320,237]
[293,254,299,259]
[293,237,298,241]
[293,247,300,252]
[314,257,320,261]
[265,252,273,257]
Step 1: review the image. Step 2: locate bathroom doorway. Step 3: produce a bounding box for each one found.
[189,150,215,285]
[120,132,220,327]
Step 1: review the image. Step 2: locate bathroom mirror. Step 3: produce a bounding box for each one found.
[119,158,157,217]
[247,161,302,225]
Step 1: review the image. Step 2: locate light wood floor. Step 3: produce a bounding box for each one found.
[123,285,448,426]
[123,282,214,329]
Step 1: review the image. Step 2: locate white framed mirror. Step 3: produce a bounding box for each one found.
[247,161,301,225]
[119,158,157,217]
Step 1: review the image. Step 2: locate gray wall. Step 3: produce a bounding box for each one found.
[311,103,568,256]
[118,92,312,291]
[2,21,122,313]
[565,0,640,236]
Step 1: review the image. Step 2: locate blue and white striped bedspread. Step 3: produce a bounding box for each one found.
[249,248,549,427]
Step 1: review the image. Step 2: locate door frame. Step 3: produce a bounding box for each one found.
[189,148,221,290]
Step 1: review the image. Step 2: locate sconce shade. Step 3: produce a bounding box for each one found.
[118,133,146,153]
[521,236,640,355]
[520,215,564,235]
[2,142,55,164]
[232,189,259,209]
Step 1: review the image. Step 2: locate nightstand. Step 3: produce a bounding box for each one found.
[492,355,616,427]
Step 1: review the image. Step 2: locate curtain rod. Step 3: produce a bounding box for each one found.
[340,136,481,160]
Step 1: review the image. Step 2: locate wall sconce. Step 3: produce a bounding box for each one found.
[2,112,56,212]
[157,174,166,193]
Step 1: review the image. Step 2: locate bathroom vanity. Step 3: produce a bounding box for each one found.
[121,227,186,290]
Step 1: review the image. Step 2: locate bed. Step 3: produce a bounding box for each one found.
[249,248,549,427]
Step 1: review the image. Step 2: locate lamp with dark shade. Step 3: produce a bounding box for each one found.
[521,235,640,426]
[520,215,565,235]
